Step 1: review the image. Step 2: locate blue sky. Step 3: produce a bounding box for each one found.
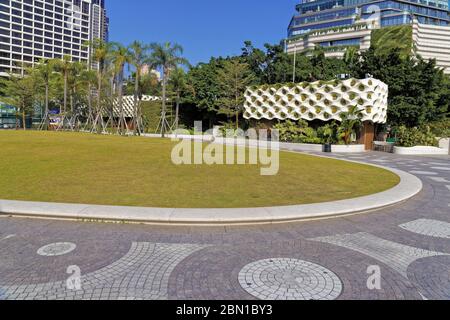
[107,0,299,65]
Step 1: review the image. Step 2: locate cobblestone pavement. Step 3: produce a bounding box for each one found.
[0,152,449,300]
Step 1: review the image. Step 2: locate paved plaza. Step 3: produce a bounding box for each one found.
[0,152,449,300]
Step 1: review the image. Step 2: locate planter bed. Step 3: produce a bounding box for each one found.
[394,146,449,155]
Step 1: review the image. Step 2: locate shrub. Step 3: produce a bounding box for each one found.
[427,119,450,138]
[219,122,239,136]
[273,120,309,142]
[317,123,338,144]
[276,126,322,144]
[395,126,438,147]
[297,127,320,144]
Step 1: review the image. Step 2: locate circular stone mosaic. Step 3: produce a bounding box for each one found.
[239,258,343,300]
[37,242,77,257]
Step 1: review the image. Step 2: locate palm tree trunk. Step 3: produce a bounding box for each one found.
[175,93,180,131]
[44,83,49,130]
[87,83,92,128]
[161,70,167,138]
[235,94,239,130]
[64,72,68,114]
[133,71,139,135]
[110,76,115,132]
[97,70,102,133]
[118,68,124,135]
[70,94,74,114]
[70,93,74,131]
[22,103,26,131]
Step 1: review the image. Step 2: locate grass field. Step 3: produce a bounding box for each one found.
[0,131,400,208]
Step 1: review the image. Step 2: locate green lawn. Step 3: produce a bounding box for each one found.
[0,131,400,208]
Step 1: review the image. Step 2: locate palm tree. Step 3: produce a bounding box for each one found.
[34,59,55,130]
[54,55,72,116]
[67,61,87,130]
[168,68,188,132]
[149,42,189,137]
[337,105,364,145]
[86,39,113,132]
[344,47,359,76]
[128,41,151,135]
[79,68,97,131]
[110,43,131,134]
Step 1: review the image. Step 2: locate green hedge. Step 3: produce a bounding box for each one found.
[395,125,438,147]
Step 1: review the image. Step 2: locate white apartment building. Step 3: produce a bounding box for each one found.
[0,0,109,75]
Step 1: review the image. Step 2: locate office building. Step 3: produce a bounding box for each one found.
[0,0,109,75]
[286,0,450,73]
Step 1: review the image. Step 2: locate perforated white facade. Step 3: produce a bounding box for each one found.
[113,95,160,118]
[243,78,388,124]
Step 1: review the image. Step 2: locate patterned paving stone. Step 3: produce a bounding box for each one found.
[410,171,438,175]
[37,243,76,257]
[0,242,207,300]
[428,162,449,166]
[429,177,450,183]
[0,234,15,242]
[238,258,342,301]
[1,151,449,300]
[407,256,450,300]
[400,219,450,239]
[310,232,449,278]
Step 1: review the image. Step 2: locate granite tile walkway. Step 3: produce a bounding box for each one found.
[0,152,449,300]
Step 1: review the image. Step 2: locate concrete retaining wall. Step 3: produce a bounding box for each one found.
[394,146,449,155]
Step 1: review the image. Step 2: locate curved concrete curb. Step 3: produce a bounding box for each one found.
[0,160,422,226]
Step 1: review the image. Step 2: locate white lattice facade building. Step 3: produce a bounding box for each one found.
[243,78,388,124]
[113,95,160,117]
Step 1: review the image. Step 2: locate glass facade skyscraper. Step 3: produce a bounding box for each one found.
[0,0,109,75]
[289,0,450,37]
[286,0,450,73]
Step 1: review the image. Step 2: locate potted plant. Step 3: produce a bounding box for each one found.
[318,123,336,153]
[337,105,364,145]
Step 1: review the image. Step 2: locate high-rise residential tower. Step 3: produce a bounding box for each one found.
[286,0,450,73]
[0,0,109,75]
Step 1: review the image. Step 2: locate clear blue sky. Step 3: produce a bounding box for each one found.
[107,0,299,65]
